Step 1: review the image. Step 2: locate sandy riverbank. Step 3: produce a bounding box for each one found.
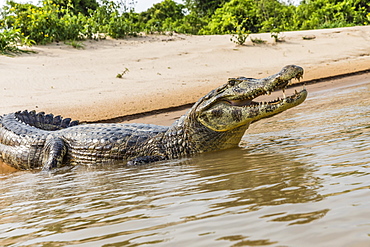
[1,26,370,122]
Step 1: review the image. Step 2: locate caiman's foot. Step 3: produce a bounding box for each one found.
[127,155,166,166]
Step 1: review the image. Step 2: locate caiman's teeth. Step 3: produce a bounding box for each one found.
[282,88,286,98]
[267,91,271,95]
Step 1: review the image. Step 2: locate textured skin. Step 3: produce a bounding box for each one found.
[0,65,307,170]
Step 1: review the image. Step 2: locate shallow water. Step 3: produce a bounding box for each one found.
[1,76,370,246]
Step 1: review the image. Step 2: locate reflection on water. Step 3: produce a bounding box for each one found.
[1,77,370,246]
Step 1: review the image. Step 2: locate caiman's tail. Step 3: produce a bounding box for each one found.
[0,110,80,170]
[12,110,80,131]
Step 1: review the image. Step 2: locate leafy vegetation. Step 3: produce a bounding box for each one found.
[64,39,84,49]
[250,36,267,44]
[0,28,34,55]
[50,0,99,15]
[271,31,284,42]
[230,24,250,45]
[199,0,296,34]
[292,0,370,30]
[184,0,229,18]
[138,0,185,33]
[0,0,369,54]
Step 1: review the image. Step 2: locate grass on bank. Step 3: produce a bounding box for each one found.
[0,28,35,55]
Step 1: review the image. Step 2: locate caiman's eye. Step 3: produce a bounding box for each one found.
[228,78,236,86]
[228,78,244,87]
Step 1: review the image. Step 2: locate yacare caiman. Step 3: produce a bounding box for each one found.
[0,65,307,170]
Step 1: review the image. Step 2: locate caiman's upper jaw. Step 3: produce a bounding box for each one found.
[273,69,303,92]
[225,67,304,107]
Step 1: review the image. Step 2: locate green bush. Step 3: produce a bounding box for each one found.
[292,0,369,30]
[138,0,186,33]
[199,0,260,34]
[184,0,229,18]
[199,0,299,35]
[0,28,34,55]
[0,0,369,54]
[2,0,87,44]
[230,22,250,45]
[51,0,99,15]
[107,13,137,38]
[171,11,207,34]
[0,0,140,45]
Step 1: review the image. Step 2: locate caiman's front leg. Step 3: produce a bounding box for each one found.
[41,136,67,171]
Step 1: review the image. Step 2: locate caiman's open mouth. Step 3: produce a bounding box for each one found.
[226,72,304,108]
[196,65,307,132]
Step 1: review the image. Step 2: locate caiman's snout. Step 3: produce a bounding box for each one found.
[196,65,307,132]
[262,65,304,94]
[279,65,304,82]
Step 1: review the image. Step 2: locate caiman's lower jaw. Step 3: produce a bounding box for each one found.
[199,87,307,132]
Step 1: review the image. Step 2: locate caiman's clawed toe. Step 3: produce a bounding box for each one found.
[0,65,308,170]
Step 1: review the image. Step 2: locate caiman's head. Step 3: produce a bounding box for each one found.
[191,65,307,131]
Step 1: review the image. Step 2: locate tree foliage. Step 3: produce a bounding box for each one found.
[0,0,369,52]
[198,0,297,34]
[293,0,369,29]
[138,0,185,32]
[51,0,99,15]
[184,0,229,17]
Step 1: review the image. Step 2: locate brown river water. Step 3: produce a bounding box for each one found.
[1,74,370,246]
